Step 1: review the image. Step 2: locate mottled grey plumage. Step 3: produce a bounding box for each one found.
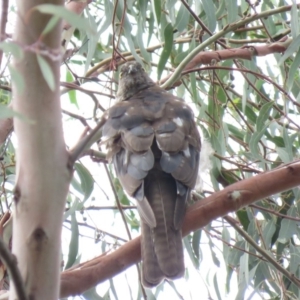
[102,61,201,287]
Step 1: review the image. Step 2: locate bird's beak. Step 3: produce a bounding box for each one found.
[128,64,135,74]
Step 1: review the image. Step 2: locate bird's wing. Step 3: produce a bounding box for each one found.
[102,85,201,287]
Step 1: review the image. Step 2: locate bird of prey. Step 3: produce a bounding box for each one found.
[102,61,201,287]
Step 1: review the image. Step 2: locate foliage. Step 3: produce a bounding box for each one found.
[1,0,300,299]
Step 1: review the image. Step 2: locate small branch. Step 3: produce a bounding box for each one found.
[205,228,268,262]
[84,205,136,210]
[68,113,107,166]
[224,215,300,288]
[250,204,300,222]
[161,4,299,88]
[80,149,107,162]
[183,65,300,112]
[62,109,91,128]
[64,219,127,243]
[103,165,132,240]
[0,238,28,300]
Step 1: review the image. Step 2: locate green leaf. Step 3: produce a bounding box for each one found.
[184,236,200,269]
[34,4,93,33]
[222,227,231,262]
[41,15,60,37]
[157,23,173,79]
[289,242,300,274]
[8,65,25,94]
[0,104,34,123]
[226,123,244,141]
[0,104,19,119]
[192,230,202,261]
[249,123,269,159]
[208,232,220,267]
[278,206,300,243]
[66,71,78,107]
[202,0,216,32]
[278,34,300,65]
[116,1,142,64]
[137,17,151,62]
[216,0,226,19]
[228,241,245,267]
[152,0,161,25]
[65,213,79,269]
[63,197,79,220]
[74,163,94,201]
[283,127,294,161]
[84,8,101,74]
[98,0,114,36]
[190,71,200,104]
[36,54,55,91]
[262,220,276,249]
[225,0,239,24]
[0,41,23,59]
[256,101,274,132]
[175,3,190,32]
[287,48,300,92]
[291,1,299,39]
[213,273,222,300]
[236,209,250,231]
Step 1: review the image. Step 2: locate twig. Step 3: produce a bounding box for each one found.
[62,109,91,128]
[161,3,300,89]
[84,205,136,210]
[250,204,300,222]
[0,237,28,300]
[80,149,107,161]
[68,113,107,166]
[64,219,127,243]
[224,215,300,288]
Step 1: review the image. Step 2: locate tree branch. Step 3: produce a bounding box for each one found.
[161,4,299,89]
[0,238,27,300]
[224,215,300,288]
[60,159,300,297]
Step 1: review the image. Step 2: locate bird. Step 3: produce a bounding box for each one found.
[102,61,201,287]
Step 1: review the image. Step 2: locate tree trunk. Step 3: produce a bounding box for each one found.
[11,0,70,299]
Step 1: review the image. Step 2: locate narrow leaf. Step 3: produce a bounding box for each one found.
[36,54,55,91]
[0,42,23,59]
[256,101,273,132]
[157,23,173,79]
[202,0,216,32]
[66,71,78,107]
[74,163,94,201]
[8,65,25,94]
[65,213,79,269]
[278,34,300,65]
[41,15,60,37]
[152,0,161,25]
[34,4,93,33]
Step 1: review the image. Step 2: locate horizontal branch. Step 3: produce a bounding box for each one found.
[161,3,300,88]
[60,159,300,297]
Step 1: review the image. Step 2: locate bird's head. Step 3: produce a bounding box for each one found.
[116,61,155,101]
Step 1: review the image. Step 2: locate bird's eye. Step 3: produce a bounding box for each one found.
[119,72,123,78]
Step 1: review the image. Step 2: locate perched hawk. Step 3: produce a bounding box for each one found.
[102,61,201,287]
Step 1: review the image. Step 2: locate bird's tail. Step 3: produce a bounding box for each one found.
[141,171,184,287]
